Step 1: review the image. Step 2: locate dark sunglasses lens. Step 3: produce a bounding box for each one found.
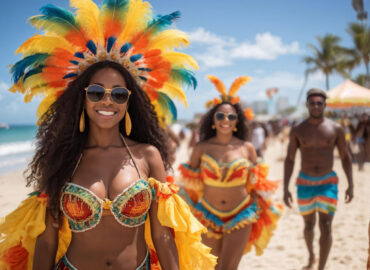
[309,102,323,106]
[228,114,237,121]
[86,85,105,102]
[111,88,129,104]
[215,113,225,121]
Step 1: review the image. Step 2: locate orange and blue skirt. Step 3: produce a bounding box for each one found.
[296,171,338,216]
[180,190,259,239]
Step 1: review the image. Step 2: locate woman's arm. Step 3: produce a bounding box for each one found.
[33,209,59,270]
[188,143,203,169]
[146,146,179,270]
[245,141,257,164]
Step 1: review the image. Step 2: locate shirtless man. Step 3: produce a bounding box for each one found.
[283,88,354,270]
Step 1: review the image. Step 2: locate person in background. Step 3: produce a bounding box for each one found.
[178,75,282,270]
[356,112,370,171]
[284,88,354,270]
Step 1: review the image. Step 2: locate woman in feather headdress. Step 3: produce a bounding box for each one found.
[178,75,283,270]
[0,1,216,269]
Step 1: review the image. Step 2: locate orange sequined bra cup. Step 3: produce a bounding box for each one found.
[201,154,252,187]
[60,138,153,232]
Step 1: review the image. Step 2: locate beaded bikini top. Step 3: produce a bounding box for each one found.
[60,137,152,232]
[200,154,251,188]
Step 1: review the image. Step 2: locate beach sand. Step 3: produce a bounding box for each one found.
[0,138,369,270]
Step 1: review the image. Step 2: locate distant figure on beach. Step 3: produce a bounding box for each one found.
[178,75,282,270]
[251,121,267,158]
[356,112,370,171]
[283,88,354,270]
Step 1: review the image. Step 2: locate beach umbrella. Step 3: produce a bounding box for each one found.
[326,79,370,108]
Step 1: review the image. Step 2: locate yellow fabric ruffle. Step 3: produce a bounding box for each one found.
[0,192,71,270]
[146,177,217,270]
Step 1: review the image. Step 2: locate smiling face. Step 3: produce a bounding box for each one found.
[84,67,128,130]
[213,103,238,135]
[306,95,326,119]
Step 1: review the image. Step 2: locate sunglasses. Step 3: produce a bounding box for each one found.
[215,112,238,121]
[308,101,325,107]
[84,84,131,104]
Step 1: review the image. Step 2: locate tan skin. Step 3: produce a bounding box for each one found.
[283,95,354,270]
[33,68,179,270]
[189,104,257,270]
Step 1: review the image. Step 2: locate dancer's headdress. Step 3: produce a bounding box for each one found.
[205,75,251,108]
[9,0,198,124]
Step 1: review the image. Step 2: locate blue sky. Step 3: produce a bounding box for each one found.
[0,0,367,124]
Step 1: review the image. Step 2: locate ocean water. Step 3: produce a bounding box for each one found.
[0,125,37,175]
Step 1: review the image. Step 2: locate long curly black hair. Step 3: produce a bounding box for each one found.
[199,102,248,142]
[25,60,169,214]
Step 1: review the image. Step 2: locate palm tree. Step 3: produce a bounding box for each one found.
[347,22,370,85]
[303,34,349,90]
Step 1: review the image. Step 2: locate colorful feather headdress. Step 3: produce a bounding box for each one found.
[205,75,251,108]
[9,0,198,125]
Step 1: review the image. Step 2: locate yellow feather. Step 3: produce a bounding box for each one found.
[16,34,74,56]
[37,94,57,120]
[71,0,104,45]
[24,85,48,103]
[117,0,152,44]
[23,74,46,91]
[148,29,189,51]
[28,15,71,36]
[9,75,26,94]
[207,75,226,95]
[161,52,199,70]
[162,82,188,107]
[228,76,251,97]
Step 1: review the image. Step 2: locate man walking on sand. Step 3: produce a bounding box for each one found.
[283,88,354,270]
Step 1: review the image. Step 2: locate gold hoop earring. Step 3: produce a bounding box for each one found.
[212,124,216,129]
[125,111,132,136]
[233,127,237,132]
[79,109,85,133]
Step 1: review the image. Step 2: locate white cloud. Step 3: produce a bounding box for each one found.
[187,28,302,68]
[231,33,302,60]
[0,82,9,92]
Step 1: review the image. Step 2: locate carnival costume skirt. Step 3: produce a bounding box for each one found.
[180,191,259,239]
[178,162,283,255]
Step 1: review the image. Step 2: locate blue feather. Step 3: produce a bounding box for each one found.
[34,4,77,29]
[147,11,181,34]
[86,40,97,55]
[69,60,79,65]
[130,54,142,62]
[102,0,129,10]
[63,73,78,79]
[170,68,197,89]
[158,92,177,122]
[23,66,44,82]
[74,52,85,59]
[11,54,49,82]
[107,36,117,52]
[120,42,132,54]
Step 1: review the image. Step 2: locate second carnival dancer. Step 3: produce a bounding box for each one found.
[178,75,283,270]
[0,0,217,269]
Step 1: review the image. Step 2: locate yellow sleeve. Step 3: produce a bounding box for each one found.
[145,177,217,270]
[0,192,71,270]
